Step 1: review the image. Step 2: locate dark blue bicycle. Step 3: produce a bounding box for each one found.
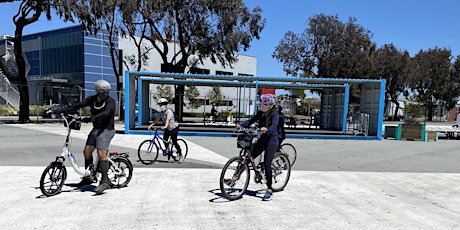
[137,128,188,164]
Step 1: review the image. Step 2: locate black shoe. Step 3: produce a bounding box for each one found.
[76,177,93,187]
[95,183,110,194]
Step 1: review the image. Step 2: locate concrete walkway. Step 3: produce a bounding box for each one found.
[0,122,460,229]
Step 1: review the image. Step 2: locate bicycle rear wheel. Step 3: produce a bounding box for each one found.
[170,138,188,160]
[137,140,159,164]
[271,152,291,192]
[219,157,250,201]
[281,143,297,166]
[40,164,67,197]
[108,157,133,188]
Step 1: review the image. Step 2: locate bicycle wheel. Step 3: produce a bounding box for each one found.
[137,140,159,164]
[281,143,297,166]
[40,164,67,197]
[219,157,250,201]
[271,152,291,192]
[108,157,133,188]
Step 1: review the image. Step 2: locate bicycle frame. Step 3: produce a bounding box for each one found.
[148,129,172,156]
[57,114,120,178]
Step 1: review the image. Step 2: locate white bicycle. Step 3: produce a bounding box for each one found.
[39,113,133,197]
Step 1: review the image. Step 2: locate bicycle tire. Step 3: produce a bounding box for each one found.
[169,138,188,161]
[271,152,291,192]
[281,143,297,166]
[219,157,250,201]
[108,157,133,188]
[137,139,159,164]
[39,164,67,197]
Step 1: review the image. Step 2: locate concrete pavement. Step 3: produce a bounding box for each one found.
[0,122,460,229]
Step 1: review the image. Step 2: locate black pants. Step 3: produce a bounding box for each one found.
[251,142,277,190]
[163,127,181,154]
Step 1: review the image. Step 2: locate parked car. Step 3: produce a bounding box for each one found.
[41,104,65,119]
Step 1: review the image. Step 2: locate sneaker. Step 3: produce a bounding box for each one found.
[95,183,110,194]
[76,177,93,187]
[262,191,273,201]
[178,155,184,164]
[223,179,235,187]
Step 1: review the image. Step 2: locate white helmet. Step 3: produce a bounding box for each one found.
[157,98,168,104]
[95,80,111,90]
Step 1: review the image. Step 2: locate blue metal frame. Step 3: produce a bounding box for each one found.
[123,71,385,140]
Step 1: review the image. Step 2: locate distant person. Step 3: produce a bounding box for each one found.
[277,105,286,151]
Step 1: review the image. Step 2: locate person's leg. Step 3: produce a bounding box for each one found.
[169,127,183,162]
[262,143,277,201]
[163,129,171,150]
[94,129,115,194]
[76,130,97,187]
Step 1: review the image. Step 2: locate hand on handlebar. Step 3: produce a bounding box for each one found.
[260,127,267,133]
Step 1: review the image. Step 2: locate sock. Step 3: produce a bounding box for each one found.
[85,158,93,169]
[98,160,109,184]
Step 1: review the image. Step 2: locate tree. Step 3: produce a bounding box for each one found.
[273,14,375,103]
[207,86,223,107]
[153,85,174,104]
[0,0,80,123]
[184,85,201,112]
[370,44,410,120]
[273,14,375,79]
[407,47,452,121]
[121,0,265,121]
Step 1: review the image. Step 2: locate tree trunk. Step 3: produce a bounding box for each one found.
[14,25,30,123]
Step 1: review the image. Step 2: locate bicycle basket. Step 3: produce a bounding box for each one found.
[64,116,81,130]
[237,133,252,149]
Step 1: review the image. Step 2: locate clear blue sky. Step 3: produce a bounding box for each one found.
[1,0,459,77]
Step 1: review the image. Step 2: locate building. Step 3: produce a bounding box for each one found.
[0,25,257,109]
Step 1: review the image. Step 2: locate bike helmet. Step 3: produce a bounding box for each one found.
[259,94,275,104]
[95,80,111,90]
[157,98,168,104]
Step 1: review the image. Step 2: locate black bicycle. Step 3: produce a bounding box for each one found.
[219,127,291,201]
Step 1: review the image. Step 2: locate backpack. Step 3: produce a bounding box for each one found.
[277,112,286,140]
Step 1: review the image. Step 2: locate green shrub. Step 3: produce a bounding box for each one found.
[0,105,16,116]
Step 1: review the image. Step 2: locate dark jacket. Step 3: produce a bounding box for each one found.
[68,95,115,130]
[241,110,279,146]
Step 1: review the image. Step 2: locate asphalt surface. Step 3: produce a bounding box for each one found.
[1,120,460,230]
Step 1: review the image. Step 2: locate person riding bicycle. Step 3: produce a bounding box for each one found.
[64,79,116,194]
[235,93,279,201]
[148,98,183,163]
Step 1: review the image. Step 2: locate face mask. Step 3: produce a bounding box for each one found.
[98,92,109,101]
[160,105,166,112]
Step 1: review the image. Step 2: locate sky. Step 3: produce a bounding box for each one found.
[1,0,459,78]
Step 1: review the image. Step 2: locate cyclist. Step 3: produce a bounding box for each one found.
[235,94,279,201]
[148,98,183,163]
[64,79,116,194]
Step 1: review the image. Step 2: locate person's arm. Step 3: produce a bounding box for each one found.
[264,112,279,135]
[148,114,162,130]
[239,112,261,128]
[162,110,173,130]
[65,96,91,113]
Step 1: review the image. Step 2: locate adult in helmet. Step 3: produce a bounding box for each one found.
[148,98,183,163]
[235,93,279,201]
[65,79,116,194]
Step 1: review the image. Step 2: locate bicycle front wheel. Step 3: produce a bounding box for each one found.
[281,143,297,166]
[219,157,250,201]
[40,163,67,197]
[138,140,159,164]
[108,157,133,188]
[271,152,291,192]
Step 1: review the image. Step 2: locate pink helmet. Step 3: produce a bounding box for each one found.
[259,94,275,104]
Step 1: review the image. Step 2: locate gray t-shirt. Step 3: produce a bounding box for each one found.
[162,109,179,130]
